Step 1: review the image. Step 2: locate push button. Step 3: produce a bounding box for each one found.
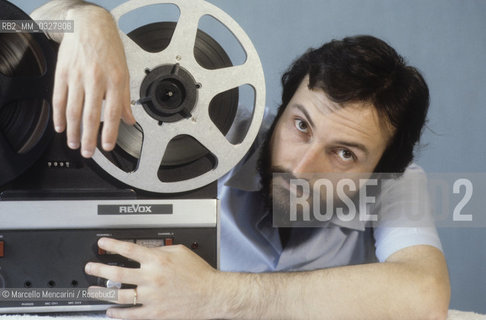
[164,238,173,246]
[0,241,4,257]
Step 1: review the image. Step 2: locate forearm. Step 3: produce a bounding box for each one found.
[215,247,450,320]
[30,0,96,42]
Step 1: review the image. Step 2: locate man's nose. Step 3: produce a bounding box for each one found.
[292,145,327,177]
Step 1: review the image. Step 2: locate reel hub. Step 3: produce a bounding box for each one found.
[140,63,198,122]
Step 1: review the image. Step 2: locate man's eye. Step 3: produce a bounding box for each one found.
[337,149,355,162]
[294,119,309,133]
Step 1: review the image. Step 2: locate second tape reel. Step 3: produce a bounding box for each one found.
[92,0,266,194]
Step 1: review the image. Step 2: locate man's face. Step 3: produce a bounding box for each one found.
[268,76,393,215]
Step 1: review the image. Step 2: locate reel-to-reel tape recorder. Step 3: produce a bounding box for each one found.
[0,0,265,313]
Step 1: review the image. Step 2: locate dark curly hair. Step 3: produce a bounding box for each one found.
[271,35,430,175]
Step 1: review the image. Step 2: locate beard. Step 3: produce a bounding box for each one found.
[256,122,317,226]
[256,118,277,210]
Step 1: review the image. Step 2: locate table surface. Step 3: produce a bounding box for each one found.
[0,310,485,320]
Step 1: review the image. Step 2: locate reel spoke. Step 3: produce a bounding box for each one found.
[118,31,153,59]
[200,63,257,98]
[135,126,176,182]
[190,117,233,163]
[117,31,159,110]
[163,1,202,59]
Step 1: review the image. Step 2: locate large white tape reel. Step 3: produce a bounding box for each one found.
[91,0,265,193]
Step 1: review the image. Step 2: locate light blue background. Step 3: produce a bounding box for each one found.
[10,0,486,313]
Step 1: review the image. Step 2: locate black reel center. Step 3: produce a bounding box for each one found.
[140,63,198,122]
[154,79,184,110]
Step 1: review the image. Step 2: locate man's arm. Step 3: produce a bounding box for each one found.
[86,238,450,320]
[31,1,135,158]
[217,245,450,320]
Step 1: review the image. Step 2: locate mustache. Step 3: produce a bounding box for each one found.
[271,166,314,183]
[270,165,292,175]
[270,166,300,182]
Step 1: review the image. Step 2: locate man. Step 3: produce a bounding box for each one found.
[32,1,450,319]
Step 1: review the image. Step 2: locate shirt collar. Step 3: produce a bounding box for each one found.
[330,214,368,231]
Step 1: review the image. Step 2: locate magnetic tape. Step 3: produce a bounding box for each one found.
[0,0,265,313]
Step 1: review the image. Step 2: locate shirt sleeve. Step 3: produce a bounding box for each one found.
[373,164,443,262]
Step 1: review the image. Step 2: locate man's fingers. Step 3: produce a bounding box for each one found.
[121,80,136,125]
[101,87,125,151]
[65,85,84,150]
[52,68,68,133]
[85,286,121,304]
[81,88,104,158]
[97,287,140,305]
[97,237,152,262]
[84,263,140,286]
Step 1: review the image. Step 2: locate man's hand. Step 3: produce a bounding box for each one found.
[52,4,136,157]
[85,238,222,320]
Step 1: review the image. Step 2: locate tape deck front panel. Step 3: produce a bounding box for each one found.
[0,226,217,313]
[0,198,218,313]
